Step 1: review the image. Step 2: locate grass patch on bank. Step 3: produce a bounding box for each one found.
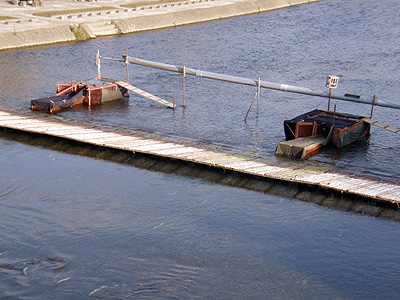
[122,0,183,8]
[0,16,15,20]
[70,25,91,41]
[33,6,117,17]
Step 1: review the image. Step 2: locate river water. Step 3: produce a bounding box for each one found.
[1,0,400,299]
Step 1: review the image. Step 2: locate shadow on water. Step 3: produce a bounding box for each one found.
[1,127,399,222]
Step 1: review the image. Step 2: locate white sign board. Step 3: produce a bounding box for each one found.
[326,76,339,89]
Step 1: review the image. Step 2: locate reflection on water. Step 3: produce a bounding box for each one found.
[2,129,398,215]
[1,0,400,299]
[1,135,400,299]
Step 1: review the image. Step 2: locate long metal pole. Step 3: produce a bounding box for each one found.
[123,56,400,110]
[244,91,258,122]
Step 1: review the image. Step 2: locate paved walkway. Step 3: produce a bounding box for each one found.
[0,0,229,33]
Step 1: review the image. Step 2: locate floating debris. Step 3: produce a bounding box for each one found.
[57,277,71,284]
[89,285,107,296]
[153,222,164,229]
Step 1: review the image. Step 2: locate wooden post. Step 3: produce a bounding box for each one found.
[370,95,376,118]
[125,49,129,84]
[257,78,260,117]
[327,88,332,111]
[173,92,176,110]
[96,49,101,78]
[332,104,337,127]
[183,64,186,107]
[125,49,130,97]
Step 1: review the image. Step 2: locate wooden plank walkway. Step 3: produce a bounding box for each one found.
[115,81,176,109]
[1,110,399,204]
[363,117,400,135]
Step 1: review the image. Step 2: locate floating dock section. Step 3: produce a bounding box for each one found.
[275,136,328,159]
[1,110,399,205]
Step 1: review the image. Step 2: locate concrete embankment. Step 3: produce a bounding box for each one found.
[0,0,320,51]
[116,0,318,34]
[0,25,76,51]
[116,0,281,33]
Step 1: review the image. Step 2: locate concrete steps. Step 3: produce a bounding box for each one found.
[86,21,119,37]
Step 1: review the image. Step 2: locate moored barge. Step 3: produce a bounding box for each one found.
[275,109,371,159]
[31,80,127,113]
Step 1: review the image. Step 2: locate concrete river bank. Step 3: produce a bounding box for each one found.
[0,0,321,50]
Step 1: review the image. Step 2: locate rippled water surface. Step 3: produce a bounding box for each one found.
[1,0,400,299]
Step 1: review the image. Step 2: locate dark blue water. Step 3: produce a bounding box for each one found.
[1,0,400,299]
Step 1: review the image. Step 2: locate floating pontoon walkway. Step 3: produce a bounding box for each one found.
[1,110,399,205]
